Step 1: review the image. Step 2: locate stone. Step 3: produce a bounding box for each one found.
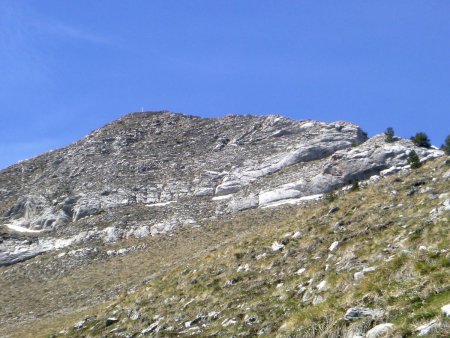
[142,322,159,334]
[365,323,395,338]
[237,264,250,272]
[354,266,376,281]
[73,320,86,330]
[344,307,383,321]
[329,241,339,252]
[302,289,313,302]
[328,206,340,214]
[442,303,450,317]
[208,311,220,321]
[312,295,324,305]
[105,317,119,326]
[73,316,95,330]
[296,268,306,275]
[316,280,327,292]
[291,231,302,239]
[127,225,150,238]
[271,242,284,251]
[297,286,307,294]
[102,227,123,243]
[221,318,237,327]
[128,309,140,321]
[416,320,439,336]
[353,271,365,281]
[243,313,257,325]
[363,266,376,273]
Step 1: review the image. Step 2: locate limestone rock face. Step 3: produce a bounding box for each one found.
[0,112,443,265]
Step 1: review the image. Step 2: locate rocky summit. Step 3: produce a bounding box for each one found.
[0,112,448,337]
[0,112,442,266]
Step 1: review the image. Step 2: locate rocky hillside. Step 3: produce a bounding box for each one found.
[0,112,448,337]
[1,155,448,338]
[0,112,442,266]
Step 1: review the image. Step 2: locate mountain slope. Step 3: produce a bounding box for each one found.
[4,156,446,338]
[0,112,448,337]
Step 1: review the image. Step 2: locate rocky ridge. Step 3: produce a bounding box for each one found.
[0,112,443,266]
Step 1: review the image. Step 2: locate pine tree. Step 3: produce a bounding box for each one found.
[441,135,450,155]
[411,132,431,148]
[407,150,422,169]
[384,127,395,143]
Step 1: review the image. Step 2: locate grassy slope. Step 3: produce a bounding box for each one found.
[0,202,288,337]
[3,158,450,338]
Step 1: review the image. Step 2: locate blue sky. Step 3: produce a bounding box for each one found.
[1,1,449,169]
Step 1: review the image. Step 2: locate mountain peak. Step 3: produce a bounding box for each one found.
[0,112,447,336]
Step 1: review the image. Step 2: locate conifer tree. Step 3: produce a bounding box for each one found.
[411,132,431,148]
[407,150,421,169]
[441,135,450,155]
[384,127,395,143]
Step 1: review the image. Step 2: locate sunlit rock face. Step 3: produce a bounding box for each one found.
[0,112,443,265]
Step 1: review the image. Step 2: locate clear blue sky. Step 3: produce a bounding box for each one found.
[1,1,449,169]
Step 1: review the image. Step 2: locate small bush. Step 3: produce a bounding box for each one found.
[411,132,431,148]
[350,181,360,192]
[324,191,337,203]
[384,127,395,143]
[414,260,436,274]
[407,150,422,169]
[439,256,450,268]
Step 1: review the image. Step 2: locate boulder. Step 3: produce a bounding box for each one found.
[329,241,339,252]
[105,317,119,326]
[344,307,383,321]
[416,320,440,336]
[271,242,284,251]
[442,304,450,317]
[365,323,395,338]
